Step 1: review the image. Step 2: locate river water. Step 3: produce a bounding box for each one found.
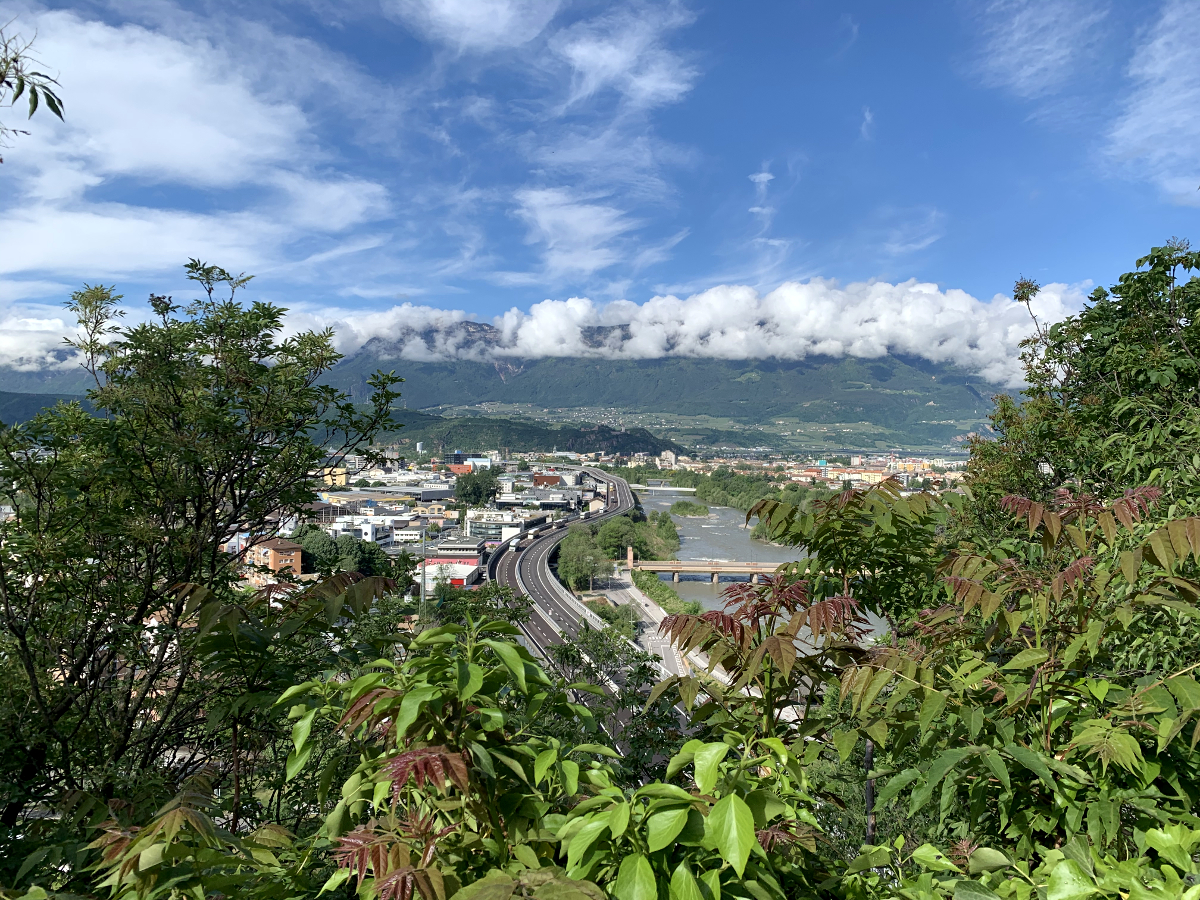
[639,489,803,611]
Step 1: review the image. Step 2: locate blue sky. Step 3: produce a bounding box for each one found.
[0,0,1197,379]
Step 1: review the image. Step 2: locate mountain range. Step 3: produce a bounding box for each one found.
[0,318,1009,450]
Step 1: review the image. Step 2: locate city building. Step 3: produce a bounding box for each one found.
[464,509,548,543]
[435,536,486,566]
[245,537,303,586]
[417,560,481,590]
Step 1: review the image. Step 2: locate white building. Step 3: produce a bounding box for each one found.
[417,561,481,590]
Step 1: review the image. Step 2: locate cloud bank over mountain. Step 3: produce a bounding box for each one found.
[292,277,1083,387]
[0,277,1083,386]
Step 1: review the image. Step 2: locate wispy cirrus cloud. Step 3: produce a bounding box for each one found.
[973,0,1107,98]
[383,0,563,52]
[1106,0,1200,205]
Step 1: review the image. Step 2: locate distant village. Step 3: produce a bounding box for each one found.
[206,440,967,594]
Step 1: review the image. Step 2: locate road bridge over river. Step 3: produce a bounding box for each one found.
[629,559,781,583]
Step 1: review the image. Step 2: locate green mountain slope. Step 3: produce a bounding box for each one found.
[332,353,1004,446]
[0,352,1006,449]
[0,390,90,425]
[389,410,683,456]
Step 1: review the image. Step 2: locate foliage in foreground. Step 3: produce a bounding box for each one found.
[11,244,1200,900]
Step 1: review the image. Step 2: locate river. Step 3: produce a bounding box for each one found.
[639,489,803,611]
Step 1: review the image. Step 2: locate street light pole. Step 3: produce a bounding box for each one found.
[420,525,427,621]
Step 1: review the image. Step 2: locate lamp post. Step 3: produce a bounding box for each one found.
[419,525,428,622]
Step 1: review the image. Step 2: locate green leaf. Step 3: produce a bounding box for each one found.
[14,846,51,884]
[912,843,960,872]
[968,848,1011,875]
[482,639,528,692]
[566,817,611,871]
[1005,744,1054,787]
[920,690,948,731]
[693,743,729,794]
[1046,860,1096,900]
[454,870,518,900]
[706,794,757,878]
[846,846,891,874]
[648,807,692,853]
[613,855,656,900]
[561,759,580,795]
[570,743,622,759]
[276,682,315,707]
[831,729,858,763]
[954,881,1000,900]
[324,799,350,837]
[1145,827,1193,871]
[1167,675,1200,711]
[874,768,920,809]
[513,844,541,869]
[285,743,313,782]
[637,784,695,802]
[743,790,786,828]
[394,686,437,738]
[670,863,705,900]
[459,662,484,702]
[1004,648,1050,670]
[535,748,558,786]
[609,801,630,838]
[318,869,352,895]
[291,707,317,753]
[982,750,1011,793]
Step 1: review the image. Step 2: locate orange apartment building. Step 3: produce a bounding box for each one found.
[245,537,303,586]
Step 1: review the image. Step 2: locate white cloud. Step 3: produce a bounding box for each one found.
[860,106,874,140]
[0,5,391,290]
[504,187,638,282]
[550,3,697,111]
[286,277,1087,387]
[975,0,1107,98]
[0,305,82,371]
[1107,0,1200,205]
[385,0,562,52]
[749,168,774,199]
[13,10,306,189]
[882,209,946,256]
[0,273,1081,386]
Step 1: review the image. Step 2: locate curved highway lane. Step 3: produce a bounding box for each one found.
[491,466,636,663]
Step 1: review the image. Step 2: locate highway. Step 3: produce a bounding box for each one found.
[488,466,637,666]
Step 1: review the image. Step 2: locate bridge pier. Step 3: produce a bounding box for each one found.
[673,572,680,583]
[751,574,759,584]
[711,572,718,584]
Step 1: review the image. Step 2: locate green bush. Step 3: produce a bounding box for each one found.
[631,567,702,615]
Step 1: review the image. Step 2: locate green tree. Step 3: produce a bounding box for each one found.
[558,525,606,591]
[336,533,365,572]
[597,515,638,559]
[455,469,500,506]
[0,262,400,885]
[295,526,339,574]
[970,242,1200,509]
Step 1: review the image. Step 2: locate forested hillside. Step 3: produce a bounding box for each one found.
[330,353,999,438]
[388,410,684,456]
[0,389,89,424]
[5,244,1200,900]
